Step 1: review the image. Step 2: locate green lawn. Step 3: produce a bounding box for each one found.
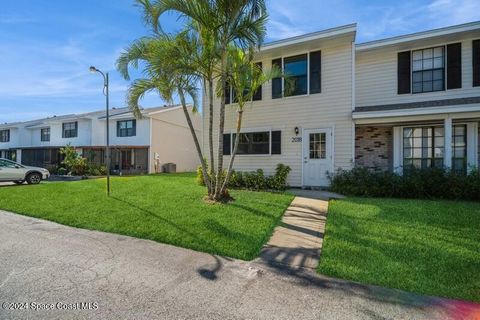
[0,173,293,260]
[318,198,480,302]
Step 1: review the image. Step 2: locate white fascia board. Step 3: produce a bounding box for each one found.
[146,105,186,116]
[261,24,357,51]
[356,21,480,52]
[353,104,480,120]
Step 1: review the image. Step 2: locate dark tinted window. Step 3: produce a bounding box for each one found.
[284,54,308,96]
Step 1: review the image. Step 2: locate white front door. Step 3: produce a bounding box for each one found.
[303,128,333,187]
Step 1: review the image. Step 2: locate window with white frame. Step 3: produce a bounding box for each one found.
[62,122,77,138]
[412,46,445,93]
[284,54,308,96]
[233,131,270,155]
[41,128,50,142]
[117,120,136,137]
[402,124,467,173]
[272,50,321,98]
[0,129,9,142]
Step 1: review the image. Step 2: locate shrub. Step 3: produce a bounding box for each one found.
[329,166,480,201]
[60,144,88,176]
[196,164,291,192]
[86,165,107,176]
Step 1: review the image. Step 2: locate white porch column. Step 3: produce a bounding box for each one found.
[393,126,403,174]
[444,117,452,169]
[16,149,22,164]
[467,122,478,172]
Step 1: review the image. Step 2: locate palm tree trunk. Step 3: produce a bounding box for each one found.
[220,109,243,195]
[213,51,227,200]
[208,78,215,179]
[178,89,211,193]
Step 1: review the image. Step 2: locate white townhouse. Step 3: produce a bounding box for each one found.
[203,21,480,187]
[204,24,356,187]
[0,105,201,174]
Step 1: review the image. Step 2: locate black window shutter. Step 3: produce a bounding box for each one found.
[310,51,321,94]
[116,121,120,137]
[397,51,411,94]
[132,119,137,136]
[447,43,462,89]
[62,123,65,138]
[223,133,231,155]
[224,82,231,104]
[272,58,282,99]
[271,131,281,154]
[253,62,263,101]
[473,39,480,87]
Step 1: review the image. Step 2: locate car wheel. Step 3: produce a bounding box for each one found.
[13,181,24,185]
[26,173,42,185]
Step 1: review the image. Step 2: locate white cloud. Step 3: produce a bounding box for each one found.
[266,0,480,43]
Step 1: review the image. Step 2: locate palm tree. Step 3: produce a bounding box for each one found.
[145,0,268,201]
[116,32,213,192]
[218,46,281,196]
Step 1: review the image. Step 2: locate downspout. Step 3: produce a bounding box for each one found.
[351,40,356,167]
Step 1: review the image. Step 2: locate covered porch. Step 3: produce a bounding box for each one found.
[353,107,480,173]
[83,146,149,175]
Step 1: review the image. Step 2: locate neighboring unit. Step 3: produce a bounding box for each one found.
[355,21,480,174]
[203,21,480,187]
[0,105,201,174]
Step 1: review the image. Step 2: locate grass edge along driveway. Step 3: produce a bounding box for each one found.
[318,197,480,303]
[0,173,294,261]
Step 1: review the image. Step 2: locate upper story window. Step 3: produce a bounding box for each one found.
[41,128,50,142]
[272,50,321,99]
[284,54,308,96]
[0,129,10,142]
[398,43,462,95]
[62,121,78,138]
[117,120,136,137]
[412,46,445,93]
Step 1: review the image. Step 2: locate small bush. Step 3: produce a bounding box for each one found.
[196,164,291,192]
[86,165,107,176]
[329,166,480,201]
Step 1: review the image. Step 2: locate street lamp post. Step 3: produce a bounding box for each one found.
[90,66,110,196]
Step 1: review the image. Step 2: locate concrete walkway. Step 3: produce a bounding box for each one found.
[259,189,344,270]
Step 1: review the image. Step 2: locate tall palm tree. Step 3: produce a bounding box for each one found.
[219,46,281,196]
[116,32,213,192]
[146,0,268,201]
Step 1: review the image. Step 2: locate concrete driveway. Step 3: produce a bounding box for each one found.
[0,210,462,320]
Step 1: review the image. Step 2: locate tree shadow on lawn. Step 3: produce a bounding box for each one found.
[111,196,219,253]
[228,202,278,219]
[321,199,480,302]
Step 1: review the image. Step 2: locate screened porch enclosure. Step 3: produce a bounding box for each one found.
[84,147,148,175]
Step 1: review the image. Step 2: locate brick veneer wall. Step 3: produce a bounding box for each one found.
[355,126,393,171]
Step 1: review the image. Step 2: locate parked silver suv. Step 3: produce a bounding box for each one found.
[0,158,50,184]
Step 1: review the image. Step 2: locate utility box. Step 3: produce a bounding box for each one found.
[162,163,177,173]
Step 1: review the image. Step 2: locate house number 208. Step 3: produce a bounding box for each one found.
[291,137,302,143]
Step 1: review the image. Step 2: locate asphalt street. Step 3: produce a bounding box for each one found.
[0,210,460,320]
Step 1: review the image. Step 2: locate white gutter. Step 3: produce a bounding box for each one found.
[356,20,480,52]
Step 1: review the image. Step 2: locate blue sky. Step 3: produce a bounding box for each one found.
[1,0,480,123]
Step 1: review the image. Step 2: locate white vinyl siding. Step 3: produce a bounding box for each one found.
[356,38,480,107]
[203,42,354,187]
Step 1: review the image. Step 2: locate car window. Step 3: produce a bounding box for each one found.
[0,160,18,168]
